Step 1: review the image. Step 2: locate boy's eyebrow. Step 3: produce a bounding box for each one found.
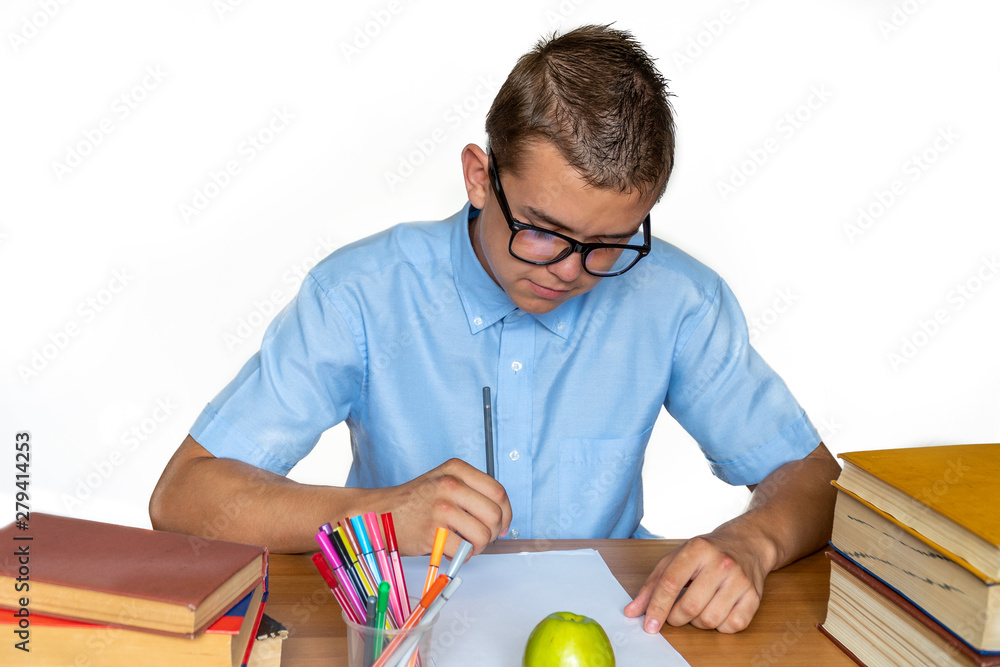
[523,205,641,239]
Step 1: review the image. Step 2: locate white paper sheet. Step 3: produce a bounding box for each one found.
[401,549,689,666]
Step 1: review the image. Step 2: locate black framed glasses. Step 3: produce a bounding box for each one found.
[487,149,651,277]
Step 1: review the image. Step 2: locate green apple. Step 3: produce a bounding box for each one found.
[523,611,616,667]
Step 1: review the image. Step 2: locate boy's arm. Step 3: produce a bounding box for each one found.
[624,442,841,633]
[148,434,511,557]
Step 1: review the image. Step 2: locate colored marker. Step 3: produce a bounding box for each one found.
[366,512,404,627]
[423,528,449,595]
[339,526,379,597]
[314,531,365,623]
[331,527,374,600]
[382,512,412,617]
[483,387,495,479]
[389,577,463,667]
[341,518,363,562]
[352,515,383,586]
[343,518,379,589]
[374,580,390,658]
[311,552,363,625]
[372,575,449,667]
[342,518,379,589]
[363,594,378,667]
[445,539,473,580]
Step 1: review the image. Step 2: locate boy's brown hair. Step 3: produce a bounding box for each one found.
[485,24,676,201]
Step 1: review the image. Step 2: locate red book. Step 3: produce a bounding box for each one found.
[820,550,1000,667]
[0,513,267,637]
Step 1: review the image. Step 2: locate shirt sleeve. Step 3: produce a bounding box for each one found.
[664,276,820,485]
[190,273,365,475]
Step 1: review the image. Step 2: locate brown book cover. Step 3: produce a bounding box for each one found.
[0,513,266,637]
[825,550,1000,667]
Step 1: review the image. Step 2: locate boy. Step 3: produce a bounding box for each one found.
[151,25,840,634]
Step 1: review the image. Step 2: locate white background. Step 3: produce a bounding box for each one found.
[2,0,998,539]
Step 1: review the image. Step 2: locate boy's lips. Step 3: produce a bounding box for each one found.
[527,280,570,299]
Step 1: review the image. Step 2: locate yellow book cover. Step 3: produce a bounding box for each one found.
[836,443,1000,581]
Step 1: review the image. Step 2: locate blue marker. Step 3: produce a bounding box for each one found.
[351,514,383,585]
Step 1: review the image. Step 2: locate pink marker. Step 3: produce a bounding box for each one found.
[315,531,366,623]
[381,512,412,617]
[365,512,404,627]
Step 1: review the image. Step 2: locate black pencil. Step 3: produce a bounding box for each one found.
[482,386,495,479]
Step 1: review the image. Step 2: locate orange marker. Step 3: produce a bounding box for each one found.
[372,574,449,667]
[422,528,449,595]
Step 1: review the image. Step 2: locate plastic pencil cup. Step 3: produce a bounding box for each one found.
[342,597,437,667]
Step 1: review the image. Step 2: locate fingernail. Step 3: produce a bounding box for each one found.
[645,619,660,634]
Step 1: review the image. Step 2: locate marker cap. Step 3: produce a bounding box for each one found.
[316,530,345,569]
[311,552,338,589]
[364,512,385,550]
[350,516,374,555]
[419,574,450,608]
[445,540,473,579]
[430,527,449,567]
[381,513,398,551]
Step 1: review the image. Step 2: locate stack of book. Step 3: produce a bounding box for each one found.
[0,513,269,667]
[819,443,1000,667]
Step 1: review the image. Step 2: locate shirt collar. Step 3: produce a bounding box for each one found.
[450,202,582,340]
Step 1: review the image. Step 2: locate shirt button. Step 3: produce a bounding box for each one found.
[557,322,566,331]
[473,317,483,326]
[509,528,520,539]
[510,361,522,372]
[509,449,520,461]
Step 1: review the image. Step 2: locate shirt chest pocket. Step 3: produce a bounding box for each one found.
[544,425,654,539]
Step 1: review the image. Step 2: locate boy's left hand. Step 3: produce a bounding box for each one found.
[623,532,770,634]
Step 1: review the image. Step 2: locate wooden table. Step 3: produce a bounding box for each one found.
[265,540,853,666]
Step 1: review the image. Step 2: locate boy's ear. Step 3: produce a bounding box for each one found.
[461,144,490,210]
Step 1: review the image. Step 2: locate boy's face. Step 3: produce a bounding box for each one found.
[464,141,656,315]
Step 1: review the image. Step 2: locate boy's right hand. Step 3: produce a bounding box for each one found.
[381,458,511,558]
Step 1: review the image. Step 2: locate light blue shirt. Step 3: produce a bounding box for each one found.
[192,202,820,540]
